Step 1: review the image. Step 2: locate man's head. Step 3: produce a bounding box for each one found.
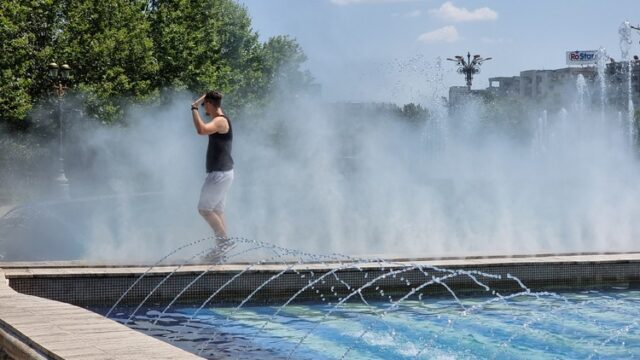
[203,91,223,115]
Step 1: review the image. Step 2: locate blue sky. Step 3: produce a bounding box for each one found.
[239,0,640,104]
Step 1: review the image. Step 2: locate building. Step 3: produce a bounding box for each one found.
[607,58,640,110]
[488,76,520,97]
[491,67,600,104]
[519,67,600,108]
[450,56,640,112]
[448,86,490,112]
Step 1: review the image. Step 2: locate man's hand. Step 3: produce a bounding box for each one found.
[192,94,206,108]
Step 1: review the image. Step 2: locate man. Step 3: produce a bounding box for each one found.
[191,91,235,260]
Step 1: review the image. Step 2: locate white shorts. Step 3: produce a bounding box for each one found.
[198,170,234,212]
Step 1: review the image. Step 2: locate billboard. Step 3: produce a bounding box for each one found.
[566,50,598,65]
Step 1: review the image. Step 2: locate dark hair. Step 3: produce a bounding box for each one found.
[204,91,223,107]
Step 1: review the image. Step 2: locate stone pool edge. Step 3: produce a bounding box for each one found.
[4,252,640,306]
[0,271,203,360]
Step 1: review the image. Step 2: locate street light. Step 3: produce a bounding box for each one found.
[446,52,492,89]
[47,62,72,198]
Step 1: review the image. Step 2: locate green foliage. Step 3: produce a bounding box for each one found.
[399,103,429,123]
[56,0,159,122]
[262,36,315,96]
[0,0,62,127]
[334,102,430,125]
[0,0,314,126]
[148,1,316,112]
[150,0,257,94]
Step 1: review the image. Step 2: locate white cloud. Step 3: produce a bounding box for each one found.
[429,1,498,22]
[417,25,459,43]
[331,0,416,5]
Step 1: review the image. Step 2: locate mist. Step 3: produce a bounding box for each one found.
[1,78,640,262]
[232,96,640,258]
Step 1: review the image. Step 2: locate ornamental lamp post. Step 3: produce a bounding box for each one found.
[631,24,640,43]
[47,62,72,198]
[446,52,492,90]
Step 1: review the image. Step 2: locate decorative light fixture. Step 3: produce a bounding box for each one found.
[447,52,492,89]
[61,64,71,80]
[48,62,59,79]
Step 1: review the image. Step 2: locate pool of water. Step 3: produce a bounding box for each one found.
[92,288,640,359]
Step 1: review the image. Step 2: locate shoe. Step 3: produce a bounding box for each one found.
[202,240,236,263]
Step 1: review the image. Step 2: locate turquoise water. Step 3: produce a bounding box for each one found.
[95,288,640,359]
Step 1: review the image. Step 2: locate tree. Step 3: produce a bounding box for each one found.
[1,0,314,125]
[56,0,159,123]
[399,103,429,123]
[149,0,265,108]
[149,1,317,111]
[261,35,316,97]
[0,0,64,128]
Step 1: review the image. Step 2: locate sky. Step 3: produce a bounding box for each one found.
[239,0,640,104]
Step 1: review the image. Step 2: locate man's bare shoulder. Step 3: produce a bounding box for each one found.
[212,115,230,133]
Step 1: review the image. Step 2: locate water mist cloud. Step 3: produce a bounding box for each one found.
[2,70,640,262]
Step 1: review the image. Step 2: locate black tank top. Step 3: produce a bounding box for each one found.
[206,115,234,172]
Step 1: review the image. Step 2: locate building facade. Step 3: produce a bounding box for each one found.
[450,56,640,112]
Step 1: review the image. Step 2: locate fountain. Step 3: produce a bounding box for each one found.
[619,21,637,146]
[576,74,588,114]
[70,49,640,356]
[2,17,640,360]
[596,47,609,121]
[534,109,548,152]
[80,237,640,359]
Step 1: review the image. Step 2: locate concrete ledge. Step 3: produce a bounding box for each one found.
[0,322,49,360]
[0,272,202,359]
[2,252,640,307]
[0,271,48,360]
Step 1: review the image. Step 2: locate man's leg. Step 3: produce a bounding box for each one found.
[197,170,233,262]
[199,209,234,262]
[213,210,226,232]
[199,209,227,238]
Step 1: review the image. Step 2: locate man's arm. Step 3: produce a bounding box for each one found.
[195,116,229,136]
[191,96,229,135]
[191,95,208,135]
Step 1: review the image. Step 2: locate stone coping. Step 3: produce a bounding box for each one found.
[0,272,202,359]
[2,252,640,279]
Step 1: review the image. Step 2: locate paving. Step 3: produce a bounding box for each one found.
[0,271,203,359]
